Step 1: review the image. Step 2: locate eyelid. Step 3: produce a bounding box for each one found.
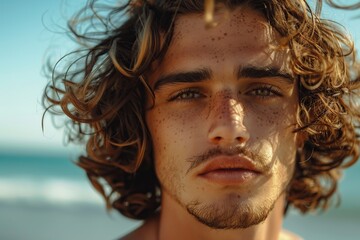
[167,87,204,101]
[245,83,283,97]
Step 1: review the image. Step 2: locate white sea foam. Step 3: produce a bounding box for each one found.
[0,177,103,206]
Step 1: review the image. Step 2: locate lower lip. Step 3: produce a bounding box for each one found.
[199,169,259,185]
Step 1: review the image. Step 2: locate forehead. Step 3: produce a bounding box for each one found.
[150,6,288,80]
[173,7,274,47]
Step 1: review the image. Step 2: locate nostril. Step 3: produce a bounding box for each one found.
[214,136,222,142]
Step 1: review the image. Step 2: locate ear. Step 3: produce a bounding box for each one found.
[295,131,307,149]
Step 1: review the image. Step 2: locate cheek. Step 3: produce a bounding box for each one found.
[146,107,201,194]
[250,104,297,170]
[146,106,202,158]
[248,102,297,137]
[272,131,297,183]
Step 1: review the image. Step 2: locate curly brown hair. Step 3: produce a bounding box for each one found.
[43,0,360,219]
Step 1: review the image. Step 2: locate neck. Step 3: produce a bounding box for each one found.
[156,193,285,240]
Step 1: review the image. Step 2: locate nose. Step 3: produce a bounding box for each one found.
[208,94,250,146]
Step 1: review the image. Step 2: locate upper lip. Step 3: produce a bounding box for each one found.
[197,155,261,175]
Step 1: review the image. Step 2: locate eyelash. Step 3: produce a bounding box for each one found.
[246,85,282,98]
[168,88,204,101]
[167,85,282,102]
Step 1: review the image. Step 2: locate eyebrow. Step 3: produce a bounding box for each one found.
[153,66,294,91]
[153,68,211,91]
[237,66,294,84]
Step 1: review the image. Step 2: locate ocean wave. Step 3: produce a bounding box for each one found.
[0,177,103,206]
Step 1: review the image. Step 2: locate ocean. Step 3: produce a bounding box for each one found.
[0,150,359,240]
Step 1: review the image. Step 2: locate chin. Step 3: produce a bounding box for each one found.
[185,194,277,229]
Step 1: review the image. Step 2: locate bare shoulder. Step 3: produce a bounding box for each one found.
[119,215,159,240]
[118,227,145,240]
[279,229,303,240]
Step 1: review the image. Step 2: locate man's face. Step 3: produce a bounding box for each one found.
[146,7,299,229]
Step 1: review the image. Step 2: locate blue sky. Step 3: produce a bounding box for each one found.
[0,0,359,153]
[0,0,86,153]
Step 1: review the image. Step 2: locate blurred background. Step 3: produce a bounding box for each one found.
[0,0,359,239]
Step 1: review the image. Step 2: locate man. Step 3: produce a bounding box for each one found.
[43,0,360,239]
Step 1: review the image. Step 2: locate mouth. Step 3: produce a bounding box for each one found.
[198,156,261,185]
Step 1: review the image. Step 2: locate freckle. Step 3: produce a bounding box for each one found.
[217,37,221,40]
[211,37,215,41]
[224,32,227,36]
